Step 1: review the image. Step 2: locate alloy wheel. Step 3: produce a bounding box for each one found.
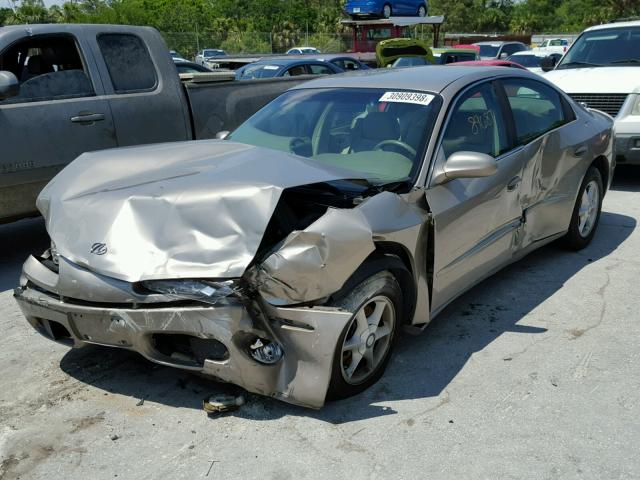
[578,180,599,238]
[340,296,396,385]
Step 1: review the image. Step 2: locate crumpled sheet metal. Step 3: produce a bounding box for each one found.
[37,140,360,282]
[247,191,430,307]
[247,208,376,304]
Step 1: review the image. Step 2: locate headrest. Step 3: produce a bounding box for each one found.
[358,112,400,141]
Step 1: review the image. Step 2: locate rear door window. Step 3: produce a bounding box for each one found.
[97,34,157,93]
[283,65,307,76]
[0,35,94,104]
[308,63,334,75]
[501,79,570,145]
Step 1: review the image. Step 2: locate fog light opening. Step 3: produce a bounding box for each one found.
[249,338,283,365]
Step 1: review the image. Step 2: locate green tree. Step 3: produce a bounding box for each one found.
[0,8,13,25]
[6,0,52,24]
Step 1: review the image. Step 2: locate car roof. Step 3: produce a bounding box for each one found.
[291,65,533,94]
[433,47,477,54]
[509,51,546,57]
[474,41,524,46]
[585,19,640,32]
[246,58,329,67]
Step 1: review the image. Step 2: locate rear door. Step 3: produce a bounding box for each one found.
[0,32,117,220]
[87,29,190,147]
[426,81,526,312]
[499,77,581,247]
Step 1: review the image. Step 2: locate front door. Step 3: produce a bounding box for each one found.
[426,81,525,312]
[0,33,117,220]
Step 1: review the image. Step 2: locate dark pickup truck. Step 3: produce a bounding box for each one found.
[0,24,310,222]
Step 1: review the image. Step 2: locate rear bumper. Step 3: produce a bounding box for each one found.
[615,133,640,165]
[346,5,381,16]
[14,259,352,409]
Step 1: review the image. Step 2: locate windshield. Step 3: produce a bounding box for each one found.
[203,49,225,58]
[508,54,542,67]
[478,44,500,57]
[393,57,429,68]
[238,64,281,79]
[230,88,442,182]
[558,27,640,68]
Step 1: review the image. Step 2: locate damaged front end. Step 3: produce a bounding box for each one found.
[14,141,431,408]
[14,252,354,408]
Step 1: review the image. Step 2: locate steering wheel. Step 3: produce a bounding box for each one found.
[374,140,417,158]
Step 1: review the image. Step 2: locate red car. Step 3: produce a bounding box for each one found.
[447,60,527,70]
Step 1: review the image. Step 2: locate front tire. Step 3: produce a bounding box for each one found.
[327,271,402,400]
[418,4,427,16]
[382,3,392,18]
[562,166,603,250]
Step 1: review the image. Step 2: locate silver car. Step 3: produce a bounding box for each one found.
[14,66,614,408]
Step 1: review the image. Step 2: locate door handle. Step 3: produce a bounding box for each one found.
[507,176,522,192]
[70,113,105,124]
[574,145,588,157]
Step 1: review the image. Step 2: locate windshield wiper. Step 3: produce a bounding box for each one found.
[557,61,602,69]
[609,59,640,65]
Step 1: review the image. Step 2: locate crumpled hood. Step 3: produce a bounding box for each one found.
[545,67,640,94]
[38,140,361,282]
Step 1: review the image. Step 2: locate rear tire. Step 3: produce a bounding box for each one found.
[326,271,402,400]
[418,4,427,16]
[562,166,603,250]
[382,3,392,18]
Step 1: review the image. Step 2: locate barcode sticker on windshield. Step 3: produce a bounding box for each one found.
[263,65,279,70]
[379,91,434,106]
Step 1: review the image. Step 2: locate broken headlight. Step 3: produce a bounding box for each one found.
[141,279,238,305]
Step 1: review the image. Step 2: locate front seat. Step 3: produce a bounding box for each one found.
[23,55,54,81]
[350,112,400,152]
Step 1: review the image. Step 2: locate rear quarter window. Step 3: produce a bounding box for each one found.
[97,33,157,93]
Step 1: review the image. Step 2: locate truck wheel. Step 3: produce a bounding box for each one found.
[418,4,427,16]
[562,166,603,250]
[327,271,402,400]
[382,3,392,18]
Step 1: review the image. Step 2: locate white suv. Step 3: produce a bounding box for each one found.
[543,20,640,166]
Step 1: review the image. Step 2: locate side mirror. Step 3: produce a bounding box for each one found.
[0,71,19,100]
[215,130,230,140]
[434,151,498,185]
[499,52,509,59]
[540,55,557,72]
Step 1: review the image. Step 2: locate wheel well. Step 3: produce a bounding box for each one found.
[371,243,417,325]
[330,244,417,325]
[591,156,609,191]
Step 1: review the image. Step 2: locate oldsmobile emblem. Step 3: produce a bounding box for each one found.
[90,243,108,255]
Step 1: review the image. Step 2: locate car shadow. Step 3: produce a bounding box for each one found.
[56,210,636,424]
[611,165,640,193]
[0,216,48,293]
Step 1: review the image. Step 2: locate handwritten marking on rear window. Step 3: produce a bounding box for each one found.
[468,112,494,135]
[379,91,434,106]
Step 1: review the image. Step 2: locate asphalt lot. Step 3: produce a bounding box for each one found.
[1,168,639,480]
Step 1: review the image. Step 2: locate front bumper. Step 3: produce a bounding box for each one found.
[615,133,640,165]
[14,257,352,409]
